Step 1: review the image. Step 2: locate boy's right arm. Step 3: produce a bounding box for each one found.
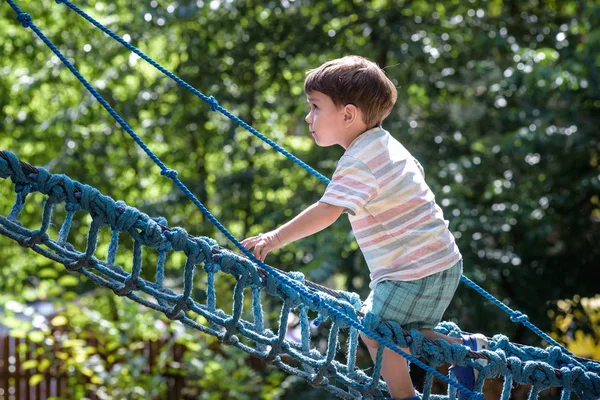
[241,201,344,262]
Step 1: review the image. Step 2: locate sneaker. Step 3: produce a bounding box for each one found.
[450,334,488,400]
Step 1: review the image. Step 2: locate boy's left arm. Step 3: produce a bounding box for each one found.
[241,201,345,262]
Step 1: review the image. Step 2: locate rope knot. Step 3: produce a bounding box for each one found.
[113,276,138,296]
[160,168,178,179]
[166,296,192,320]
[165,227,188,251]
[17,13,32,28]
[66,255,93,272]
[222,333,239,345]
[18,232,49,248]
[206,96,219,111]
[14,183,31,195]
[203,262,221,274]
[510,311,529,323]
[308,293,322,309]
[65,202,81,212]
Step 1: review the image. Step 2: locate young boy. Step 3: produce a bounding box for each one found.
[241,55,486,400]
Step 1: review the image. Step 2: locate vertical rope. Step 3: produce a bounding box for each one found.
[251,286,266,352]
[528,386,540,400]
[84,219,102,258]
[58,205,77,244]
[500,376,513,400]
[300,304,315,373]
[559,389,571,400]
[131,239,142,283]
[7,184,30,220]
[448,369,458,400]
[155,250,167,287]
[371,344,385,389]
[422,371,434,400]
[268,302,292,361]
[346,327,359,373]
[106,229,119,266]
[39,198,54,234]
[229,278,246,326]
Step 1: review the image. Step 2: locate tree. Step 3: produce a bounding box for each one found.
[1,0,598,398]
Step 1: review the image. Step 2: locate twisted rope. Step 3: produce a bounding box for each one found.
[2,0,599,398]
[2,151,600,399]
[35,0,580,358]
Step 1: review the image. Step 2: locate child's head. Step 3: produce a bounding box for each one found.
[304,55,397,129]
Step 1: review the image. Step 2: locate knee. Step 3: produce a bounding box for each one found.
[360,333,380,349]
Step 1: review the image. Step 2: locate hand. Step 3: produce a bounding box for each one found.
[241,230,283,262]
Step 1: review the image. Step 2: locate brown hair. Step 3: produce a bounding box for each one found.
[304,55,398,128]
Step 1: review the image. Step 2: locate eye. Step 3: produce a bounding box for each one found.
[311,104,318,110]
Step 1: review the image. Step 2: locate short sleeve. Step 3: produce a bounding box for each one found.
[320,156,378,216]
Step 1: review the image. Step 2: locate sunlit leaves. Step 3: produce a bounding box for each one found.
[0,0,599,396]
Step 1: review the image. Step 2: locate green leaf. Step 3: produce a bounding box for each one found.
[29,374,44,386]
[21,360,38,370]
[57,275,79,287]
[27,331,45,343]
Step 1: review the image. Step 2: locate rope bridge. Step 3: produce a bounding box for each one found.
[2,1,600,399]
[2,151,599,400]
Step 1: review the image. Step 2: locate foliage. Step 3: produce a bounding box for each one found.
[1,0,599,398]
[550,295,600,360]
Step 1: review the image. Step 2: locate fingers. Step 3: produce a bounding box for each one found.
[255,242,268,262]
[241,234,270,262]
[241,236,259,249]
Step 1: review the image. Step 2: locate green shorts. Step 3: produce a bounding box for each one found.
[362,259,463,330]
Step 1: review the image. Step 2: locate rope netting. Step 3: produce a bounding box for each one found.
[2,151,600,399]
[2,1,600,398]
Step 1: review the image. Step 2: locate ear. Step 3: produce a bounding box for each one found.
[342,104,360,126]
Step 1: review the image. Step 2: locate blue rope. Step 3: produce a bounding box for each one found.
[459,275,576,358]
[3,0,596,396]
[41,0,569,360]
[8,0,575,358]
[2,4,482,397]
[2,152,600,399]
[53,0,330,186]
[51,0,577,360]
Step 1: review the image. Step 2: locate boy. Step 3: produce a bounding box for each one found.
[241,55,486,400]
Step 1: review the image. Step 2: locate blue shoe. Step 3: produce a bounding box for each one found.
[450,334,488,400]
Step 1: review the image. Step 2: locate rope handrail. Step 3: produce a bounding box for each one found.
[34,0,581,358]
[2,150,596,371]
[2,1,599,398]
[2,151,599,400]
[54,0,331,185]
[0,150,482,364]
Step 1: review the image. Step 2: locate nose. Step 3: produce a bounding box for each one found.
[305,111,312,124]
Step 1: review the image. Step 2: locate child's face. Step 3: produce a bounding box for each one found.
[305,91,348,147]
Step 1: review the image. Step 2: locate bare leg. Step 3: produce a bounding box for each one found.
[361,334,416,399]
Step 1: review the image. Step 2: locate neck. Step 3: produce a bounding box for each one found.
[340,125,375,149]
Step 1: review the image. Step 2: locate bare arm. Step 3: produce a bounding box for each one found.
[241,201,344,261]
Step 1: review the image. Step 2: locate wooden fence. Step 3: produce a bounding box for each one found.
[0,333,186,400]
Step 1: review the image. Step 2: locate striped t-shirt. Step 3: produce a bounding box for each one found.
[320,127,461,288]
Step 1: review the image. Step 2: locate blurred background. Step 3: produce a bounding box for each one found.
[0,0,599,399]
